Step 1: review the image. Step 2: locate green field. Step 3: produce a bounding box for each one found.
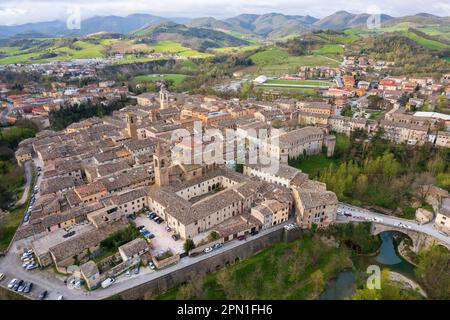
[312,44,345,55]
[401,31,449,51]
[213,45,260,54]
[147,41,213,58]
[343,24,450,51]
[265,79,335,87]
[0,39,119,64]
[248,48,340,76]
[133,73,188,86]
[0,39,213,65]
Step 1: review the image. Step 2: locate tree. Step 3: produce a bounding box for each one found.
[355,174,368,197]
[341,105,354,117]
[309,269,325,296]
[183,239,196,253]
[208,231,220,242]
[416,245,450,299]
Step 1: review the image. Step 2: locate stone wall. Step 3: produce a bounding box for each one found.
[116,227,286,300]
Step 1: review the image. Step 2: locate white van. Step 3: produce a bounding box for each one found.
[101,277,115,288]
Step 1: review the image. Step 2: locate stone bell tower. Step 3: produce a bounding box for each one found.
[154,143,170,187]
[159,84,169,110]
[125,112,137,140]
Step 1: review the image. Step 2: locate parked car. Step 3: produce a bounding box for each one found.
[203,247,213,254]
[213,243,223,250]
[156,218,163,224]
[7,278,18,289]
[147,212,156,219]
[57,295,64,300]
[137,225,145,231]
[250,230,259,236]
[0,272,5,281]
[18,282,27,292]
[101,277,115,288]
[63,230,76,238]
[343,213,352,217]
[21,253,32,260]
[23,282,33,293]
[171,234,180,241]
[439,231,449,237]
[237,235,247,241]
[13,280,23,291]
[134,267,140,275]
[165,226,172,232]
[26,263,38,270]
[149,262,156,270]
[152,215,160,222]
[38,290,48,300]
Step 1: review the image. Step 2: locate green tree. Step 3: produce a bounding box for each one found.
[183,239,196,253]
[208,231,220,242]
[416,245,450,299]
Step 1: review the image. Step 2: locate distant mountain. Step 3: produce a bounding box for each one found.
[382,13,450,26]
[187,17,233,31]
[0,14,171,38]
[0,11,448,40]
[133,22,250,51]
[313,10,394,30]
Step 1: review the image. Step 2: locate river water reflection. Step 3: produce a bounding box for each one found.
[319,231,416,300]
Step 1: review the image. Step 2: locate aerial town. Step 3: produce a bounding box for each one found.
[0,1,449,304]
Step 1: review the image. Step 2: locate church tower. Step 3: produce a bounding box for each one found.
[159,84,169,110]
[125,112,137,140]
[154,143,170,187]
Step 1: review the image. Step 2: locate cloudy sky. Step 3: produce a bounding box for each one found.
[1,0,449,25]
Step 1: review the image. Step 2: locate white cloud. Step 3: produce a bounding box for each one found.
[0,0,447,25]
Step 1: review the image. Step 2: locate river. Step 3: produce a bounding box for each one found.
[319,231,416,300]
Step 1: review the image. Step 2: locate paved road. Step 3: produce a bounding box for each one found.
[337,203,450,246]
[2,201,449,300]
[0,219,292,300]
[16,161,32,207]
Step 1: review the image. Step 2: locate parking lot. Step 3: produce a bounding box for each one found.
[135,214,184,255]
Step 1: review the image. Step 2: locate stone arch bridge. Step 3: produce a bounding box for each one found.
[371,223,450,253]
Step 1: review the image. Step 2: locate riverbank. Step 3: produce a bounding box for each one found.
[397,240,419,267]
[389,271,427,299]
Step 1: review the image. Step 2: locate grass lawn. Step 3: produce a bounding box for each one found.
[133,73,188,86]
[0,170,35,251]
[265,79,335,87]
[256,86,319,95]
[0,287,28,300]
[0,203,28,251]
[290,153,340,177]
